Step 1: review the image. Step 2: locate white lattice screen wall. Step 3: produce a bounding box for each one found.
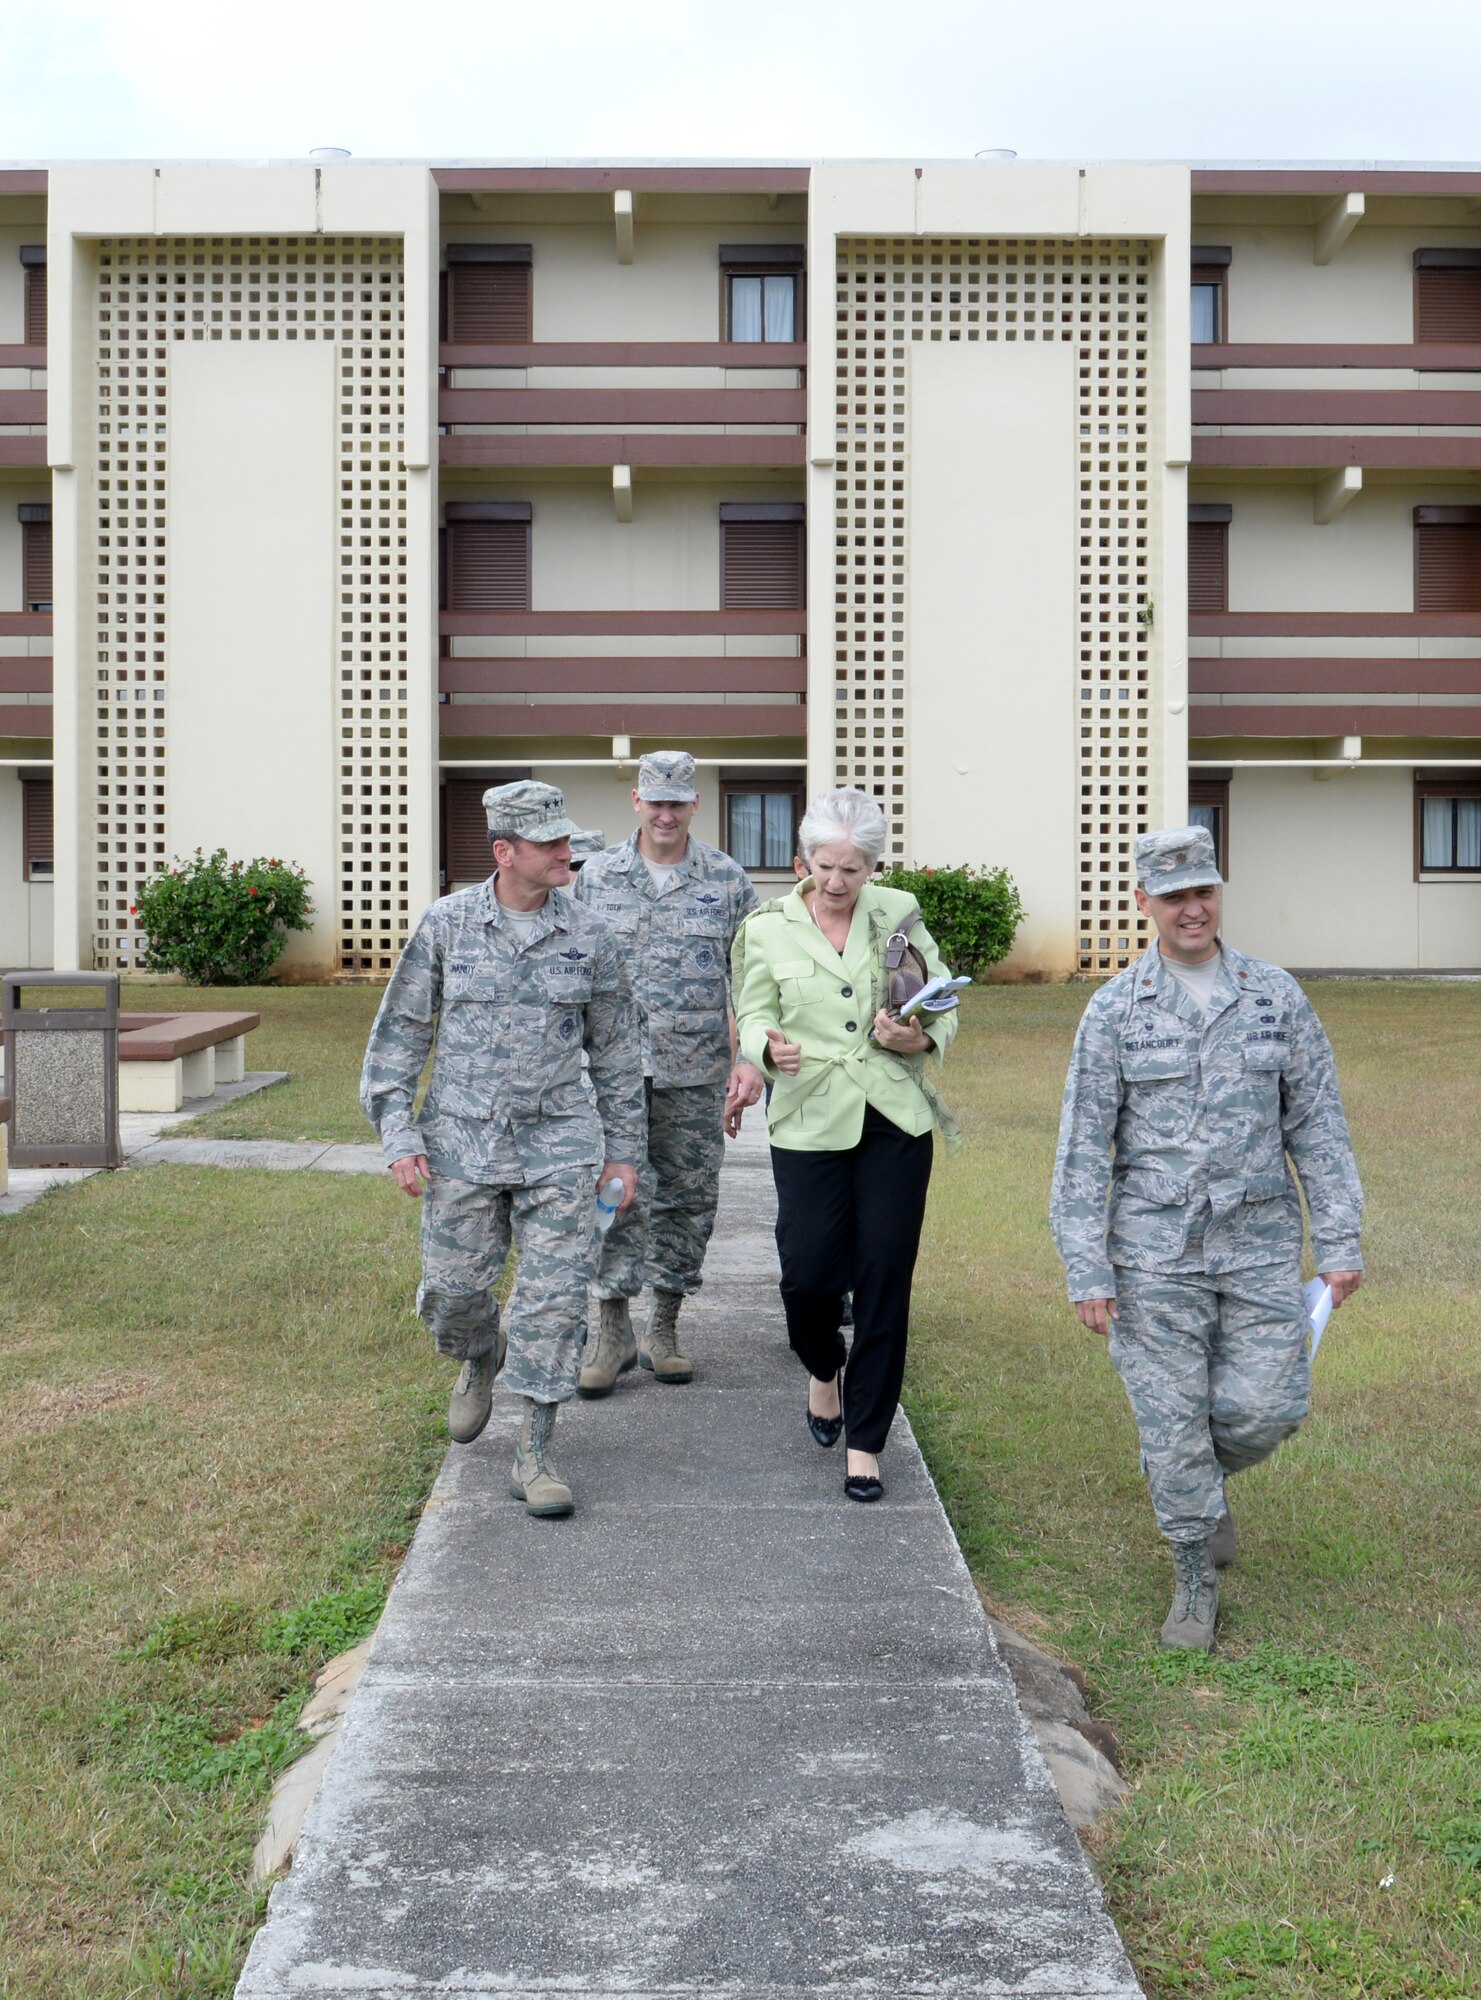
[89,236,408,976]
[832,237,1156,970]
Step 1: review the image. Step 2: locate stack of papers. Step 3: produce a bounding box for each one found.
[898,976,972,1021]
[1304,1277,1334,1359]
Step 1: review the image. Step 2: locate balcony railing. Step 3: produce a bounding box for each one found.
[1190,618,1481,736]
[1194,342,1481,372]
[438,609,807,738]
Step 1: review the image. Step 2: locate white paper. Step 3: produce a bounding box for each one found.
[897,975,973,1021]
[1305,1277,1334,1359]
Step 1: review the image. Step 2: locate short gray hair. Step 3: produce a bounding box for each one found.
[797,788,888,870]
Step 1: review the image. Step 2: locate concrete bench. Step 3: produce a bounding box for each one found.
[118,1010,261,1113]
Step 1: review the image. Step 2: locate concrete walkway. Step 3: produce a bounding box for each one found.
[238,1118,1143,2000]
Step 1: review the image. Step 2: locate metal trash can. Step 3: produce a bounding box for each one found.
[1,972,123,1170]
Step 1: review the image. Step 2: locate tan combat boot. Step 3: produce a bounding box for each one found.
[509,1398,574,1517]
[447,1323,507,1445]
[578,1298,638,1399]
[1160,1539,1219,1652]
[639,1289,693,1385]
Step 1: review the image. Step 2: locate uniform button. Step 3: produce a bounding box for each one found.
[841,985,853,997]
[845,1020,857,1032]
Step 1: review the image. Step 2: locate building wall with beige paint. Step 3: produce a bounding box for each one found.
[441,217,804,345]
[1187,481,1481,621]
[42,161,438,980]
[1219,765,1481,969]
[0,767,53,967]
[809,161,1190,979]
[1189,218,1481,345]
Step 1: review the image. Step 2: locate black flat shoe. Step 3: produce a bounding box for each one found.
[806,1373,843,1449]
[844,1473,884,1503]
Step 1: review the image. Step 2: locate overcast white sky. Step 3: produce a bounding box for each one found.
[2,0,1479,167]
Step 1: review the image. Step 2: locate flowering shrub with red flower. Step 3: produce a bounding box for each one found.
[134,848,313,986]
[878,862,1025,977]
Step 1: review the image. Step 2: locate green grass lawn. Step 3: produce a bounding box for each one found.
[906,981,1481,1999]
[0,1167,440,1999]
[4,978,1476,1997]
[119,982,385,1143]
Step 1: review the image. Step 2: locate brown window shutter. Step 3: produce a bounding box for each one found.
[1415,265,1481,343]
[1415,521,1481,611]
[447,520,530,609]
[24,265,46,345]
[1188,520,1228,613]
[722,520,805,610]
[444,781,495,883]
[22,519,52,610]
[448,264,532,343]
[22,776,53,877]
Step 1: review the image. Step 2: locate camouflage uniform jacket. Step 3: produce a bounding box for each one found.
[1050,941,1363,1300]
[361,878,645,1185]
[574,832,760,1086]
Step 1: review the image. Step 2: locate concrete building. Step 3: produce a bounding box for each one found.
[2,159,1477,979]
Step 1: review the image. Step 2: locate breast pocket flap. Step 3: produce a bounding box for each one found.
[1242,1041,1287,1071]
[1120,1167,1189,1205]
[1120,1047,1191,1082]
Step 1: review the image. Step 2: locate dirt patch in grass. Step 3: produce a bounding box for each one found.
[0,1370,161,1447]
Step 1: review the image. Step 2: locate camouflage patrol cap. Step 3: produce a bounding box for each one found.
[637,750,698,802]
[568,827,606,860]
[1135,824,1222,895]
[483,780,580,844]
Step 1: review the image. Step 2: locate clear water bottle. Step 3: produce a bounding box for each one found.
[594,1176,626,1234]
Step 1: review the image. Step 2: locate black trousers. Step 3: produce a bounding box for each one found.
[769,1106,934,1454]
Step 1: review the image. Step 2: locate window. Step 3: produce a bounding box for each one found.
[1414,506,1481,612]
[20,245,45,345]
[1189,772,1230,879]
[720,244,804,343]
[1415,773,1481,875]
[1191,245,1230,345]
[444,244,533,344]
[1414,250,1481,344]
[441,770,531,887]
[19,504,51,612]
[441,503,532,610]
[722,780,803,871]
[21,772,52,881]
[720,503,805,609]
[1188,505,1231,614]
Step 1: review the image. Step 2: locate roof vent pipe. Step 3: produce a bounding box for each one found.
[310,147,351,163]
[975,149,1018,161]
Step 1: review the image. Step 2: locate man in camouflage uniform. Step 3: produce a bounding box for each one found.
[573,750,763,1392]
[1050,826,1363,1650]
[361,781,644,1518]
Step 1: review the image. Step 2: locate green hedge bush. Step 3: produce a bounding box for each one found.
[878,863,1025,976]
[134,848,313,986]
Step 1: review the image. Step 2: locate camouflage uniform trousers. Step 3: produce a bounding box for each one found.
[416,1168,597,1403]
[592,1080,726,1299]
[1108,1256,1311,1545]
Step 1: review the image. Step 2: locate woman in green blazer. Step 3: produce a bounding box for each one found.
[733,789,958,1502]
